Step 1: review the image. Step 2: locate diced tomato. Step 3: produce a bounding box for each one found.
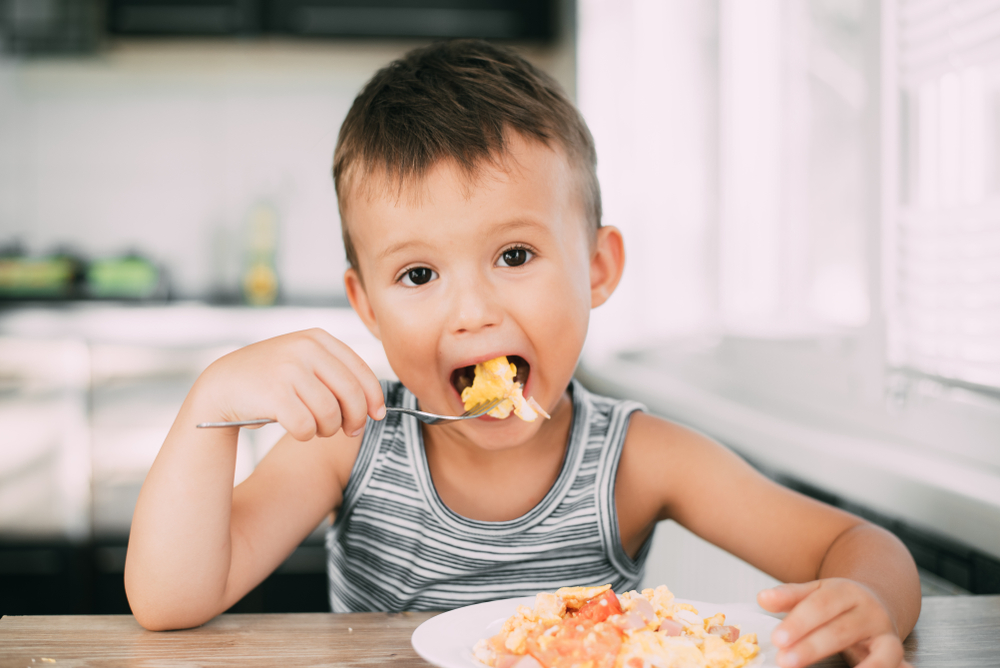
[526,618,622,668]
[626,658,644,668]
[571,590,622,623]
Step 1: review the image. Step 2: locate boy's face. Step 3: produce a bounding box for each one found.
[344,134,622,449]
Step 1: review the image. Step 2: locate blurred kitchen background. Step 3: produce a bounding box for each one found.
[0,0,998,616]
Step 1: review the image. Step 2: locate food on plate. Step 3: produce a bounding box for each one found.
[461,356,551,422]
[473,584,759,668]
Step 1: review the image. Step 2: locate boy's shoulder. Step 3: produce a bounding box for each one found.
[570,380,702,453]
[569,381,716,476]
[622,410,714,467]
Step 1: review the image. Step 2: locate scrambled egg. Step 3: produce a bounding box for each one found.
[473,584,759,668]
[555,584,613,609]
[460,356,551,422]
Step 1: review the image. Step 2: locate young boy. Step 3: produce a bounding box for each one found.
[125,40,920,668]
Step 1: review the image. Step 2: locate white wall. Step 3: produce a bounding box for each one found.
[0,39,574,302]
[577,0,719,358]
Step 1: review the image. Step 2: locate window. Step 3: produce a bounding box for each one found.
[578,0,878,347]
[890,0,1000,392]
[579,0,1000,392]
[577,0,1000,472]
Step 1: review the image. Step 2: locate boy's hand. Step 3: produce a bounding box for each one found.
[200,328,386,441]
[758,579,912,668]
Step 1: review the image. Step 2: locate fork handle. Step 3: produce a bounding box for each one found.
[196,407,422,429]
[196,400,499,429]
[196,418,277,428]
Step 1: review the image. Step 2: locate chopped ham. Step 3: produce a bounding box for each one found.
[612,612,647,632]
[632,596,657,624]
[708,625,741,643]
[657,619,684,636]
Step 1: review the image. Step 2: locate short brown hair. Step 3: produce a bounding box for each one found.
[333,39,601,271]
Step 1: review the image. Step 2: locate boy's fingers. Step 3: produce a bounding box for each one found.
[309,354,368,434]
[758,581,821,614]
[776,608,866,668]
[294,375,344,438]
[853,633,906,668]
[275,391,320,442]
[307,329,386,419]
[771,581,856,649]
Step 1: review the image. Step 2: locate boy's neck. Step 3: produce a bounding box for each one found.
[420,391,574,522]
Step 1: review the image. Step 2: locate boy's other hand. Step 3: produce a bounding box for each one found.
[758,579,912,668]
[200,328,386,441]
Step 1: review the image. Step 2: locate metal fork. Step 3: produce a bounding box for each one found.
[195,396,505,428]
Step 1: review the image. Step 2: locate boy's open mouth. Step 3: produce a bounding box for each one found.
[450,355,529,396]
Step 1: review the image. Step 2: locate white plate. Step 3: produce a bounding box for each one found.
[411,596,781,668]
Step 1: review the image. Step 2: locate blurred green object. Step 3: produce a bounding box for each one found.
[0,256,78,298]
[86,256,160,299]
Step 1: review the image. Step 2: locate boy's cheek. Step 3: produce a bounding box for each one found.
[525,290,590,344]
[378,327,442,391]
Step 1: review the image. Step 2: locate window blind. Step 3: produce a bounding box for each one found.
[891,0,1000,390]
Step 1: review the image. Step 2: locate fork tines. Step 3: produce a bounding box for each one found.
[462,397,504,417]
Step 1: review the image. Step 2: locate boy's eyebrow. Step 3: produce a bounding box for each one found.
[378,238,432,261]
[378,218,549,261]
[489,218,548,236]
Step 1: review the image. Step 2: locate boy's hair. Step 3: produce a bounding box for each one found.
[333,39,601,271]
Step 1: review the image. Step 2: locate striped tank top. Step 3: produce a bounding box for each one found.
[325,378,649,612]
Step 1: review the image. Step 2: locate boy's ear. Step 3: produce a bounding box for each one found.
[344,268,381,341]
[590,225,625,308]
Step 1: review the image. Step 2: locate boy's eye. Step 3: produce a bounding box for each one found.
[401,267,437,286]
[498,247,532,268]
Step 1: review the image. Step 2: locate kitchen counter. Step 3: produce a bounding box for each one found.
[0,303,392,539]
[0,302,386,354]
[1,596,997,667]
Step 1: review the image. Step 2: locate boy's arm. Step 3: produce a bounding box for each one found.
[124,329,383,631]
[124,393,361,630]
[618,413,921,668]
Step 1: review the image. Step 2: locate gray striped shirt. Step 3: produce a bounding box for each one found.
[326,378,649,612]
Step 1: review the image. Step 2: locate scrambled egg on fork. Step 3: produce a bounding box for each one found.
[460,357,551,422]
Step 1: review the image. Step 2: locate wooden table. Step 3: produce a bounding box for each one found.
[1,596,996,667]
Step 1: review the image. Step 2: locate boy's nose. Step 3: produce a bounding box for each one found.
[449,276,503,335]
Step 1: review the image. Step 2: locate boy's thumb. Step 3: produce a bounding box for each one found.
[756,581,820,613]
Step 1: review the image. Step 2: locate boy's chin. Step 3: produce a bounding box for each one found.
[454,414,544,448]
